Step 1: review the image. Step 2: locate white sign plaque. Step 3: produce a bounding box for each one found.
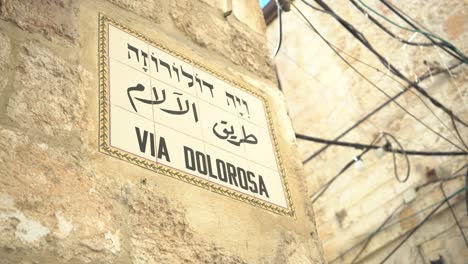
[98,15,294,216]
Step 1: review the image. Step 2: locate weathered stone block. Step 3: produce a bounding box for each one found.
[107,0,167,24]
[0,127,118,263]
[128,187,248,264]
[198,0,266,34]
[0,0,78,42]
[232,0,266,34]
[170,0,274,79]
[0,32,10,92]
[7,41,89,136]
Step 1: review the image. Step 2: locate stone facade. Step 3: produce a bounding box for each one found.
[266,0,467,263]
[0,0,325,263]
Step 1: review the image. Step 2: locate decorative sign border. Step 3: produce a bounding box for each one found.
[98,14,295,217]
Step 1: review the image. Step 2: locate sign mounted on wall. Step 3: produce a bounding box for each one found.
[98,14,294,217]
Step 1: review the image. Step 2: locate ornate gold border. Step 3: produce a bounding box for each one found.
[98,14,295,217]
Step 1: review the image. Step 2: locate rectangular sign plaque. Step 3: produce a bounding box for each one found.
[98,14,294,217]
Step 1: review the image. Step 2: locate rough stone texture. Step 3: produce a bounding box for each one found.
[0,0,79,42]
[232,0,266,34]
[170,0,274,80]
[272,231,324,264]
[198,0,267,34]
[0,31,10,93]
[0,127,119,263]
[0,126,252,264]
[107,0,167,24]
[6,41,89,136]
[128,187,248,264]
[267,0,468,263]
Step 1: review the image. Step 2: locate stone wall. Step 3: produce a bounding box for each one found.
[266,0,467,263]
[0,0,325,263]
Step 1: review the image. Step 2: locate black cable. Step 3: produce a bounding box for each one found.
[311,135,382,204]
[349,0,441,47]
[331,164,467,262]
[379,0,466,63]
[451,114,468,151]
[306,0,468,150]
[295,133,468,156]
[271,0,283,58]
[379,185,467,263]
[439,184,468,247]
[301,0,327,13]
[274,65,283,91]
[310,0,468,129]
[310,156,360,204]
[301,61,463,164]
[291,5,462,142]
[313,32,465,146]
[466,166,468,214]
[351,202,405,263]
[383,133,410,183]
[415,164,468,191]
[292,3,465,153]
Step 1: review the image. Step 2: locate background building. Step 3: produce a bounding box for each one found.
[265,0,467,263]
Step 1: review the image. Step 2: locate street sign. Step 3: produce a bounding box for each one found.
[98,14,294,216]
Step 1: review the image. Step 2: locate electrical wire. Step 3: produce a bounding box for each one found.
[379,186,468,263]
[308,132,412,204]
[465,166,468,214]
[307,0,468,147]
[379,0,467,64]
[451,114,468,151]
[300,61,463,164]
[294,2,468,156]
[433,46,468,110]
[351,202,405,263]
[274,65,283,91]
[439,184,468,247]
[358,0,468,64]
[300,0,327,13]
[415,164,468,191]
[301,0,468,137]
[310,134,384,204]
[272,30,464,149]
[271,0,283,58]
[383,132,410,183]
[331,43,465,147]
[349,0,439,47]
[276,2,467,260]
[307,26,465,147]
[310,0,468,129]
[295,133,468,156]
[292,2,466,153]
[280,2,466,155]
[329,164,467,263]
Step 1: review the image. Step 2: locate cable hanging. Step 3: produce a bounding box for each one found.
[311,134,385,204]
[268,19,464,150]
[351,202,405,263]
[309,132,414,204]
[379,185,468,263]
[349,0,439,47]
[271,0,284,58]
[300,61,463,164]
[379,0,466,64]
[295,133,468,156]
[303,28,466,147]
[330,163,467,263]
[365,0,468,64]
[309,0,468,129]
[291,2,466,153]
